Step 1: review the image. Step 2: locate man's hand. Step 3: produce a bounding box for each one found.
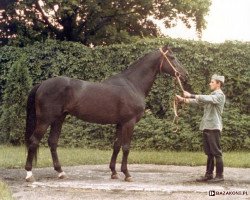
[183,91,191,98]
[176,95,184,103]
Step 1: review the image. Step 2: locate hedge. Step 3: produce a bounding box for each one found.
[0,38,249,151]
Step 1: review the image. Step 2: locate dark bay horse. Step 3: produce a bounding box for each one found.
[25,46,189,182]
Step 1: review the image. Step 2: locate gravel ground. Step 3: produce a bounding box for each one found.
[0,164,249,200]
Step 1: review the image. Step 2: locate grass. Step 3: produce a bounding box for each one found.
[0,145,249,169]
[0,181,13,200]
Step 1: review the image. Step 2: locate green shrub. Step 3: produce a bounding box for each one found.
[0,54,32,144]
[0,38,249,151]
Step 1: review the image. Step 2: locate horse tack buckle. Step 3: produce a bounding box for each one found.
[175,71,180,78]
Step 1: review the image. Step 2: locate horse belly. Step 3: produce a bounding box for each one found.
[69,97,120,124]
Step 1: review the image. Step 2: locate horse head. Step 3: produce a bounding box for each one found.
[159,46,189,83]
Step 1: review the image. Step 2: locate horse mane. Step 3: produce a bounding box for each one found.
[104,48,161,82]
[121,49,158,75]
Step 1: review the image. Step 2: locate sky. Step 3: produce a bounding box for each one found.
[155,0,250,43]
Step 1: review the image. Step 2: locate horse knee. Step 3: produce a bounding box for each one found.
[28,136,40,149]
[122,144,130,152]
[113,142,121,151]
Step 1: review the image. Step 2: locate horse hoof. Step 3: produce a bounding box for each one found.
[124,177,133,182]
[58,171,67,179]
[111,174,119,179]
[26,175,35,182]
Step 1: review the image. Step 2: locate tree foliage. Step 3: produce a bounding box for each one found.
[0,38,249,151]
[0,54,32,144]
[0,0,211,46]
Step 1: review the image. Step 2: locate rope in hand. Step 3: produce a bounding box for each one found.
[172,75,184,132]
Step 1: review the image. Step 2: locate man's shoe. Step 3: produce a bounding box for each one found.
[207,175,224,183]
[196,174,213,182]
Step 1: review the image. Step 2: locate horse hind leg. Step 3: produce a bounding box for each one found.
[48,115,67,179]
[25,120,49,182]
[109,124,122,179]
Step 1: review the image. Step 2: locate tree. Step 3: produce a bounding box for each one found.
[0,54,32,144]
[0,0,16,9]
[0,0,211,46]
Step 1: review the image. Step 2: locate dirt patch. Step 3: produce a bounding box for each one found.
[1,164,249,200]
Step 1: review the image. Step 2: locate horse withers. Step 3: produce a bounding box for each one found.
[25,46,189,182]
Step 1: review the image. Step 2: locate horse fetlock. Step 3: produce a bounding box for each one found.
[111,173,119,179]
[25,171,35,182]
[54,165,62,173]
[109,162,114,169]
[26,171,33,178]
[121,168,127,174]
[25,165,32,171]
[121,168,131,180]
[110,164,118,179]
[58,171,67,179]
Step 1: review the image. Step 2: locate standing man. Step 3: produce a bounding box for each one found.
[176,74,225,182]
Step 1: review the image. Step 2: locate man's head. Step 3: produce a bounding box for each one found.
[209,74,225,91]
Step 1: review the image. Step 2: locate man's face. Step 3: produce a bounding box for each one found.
[209,79,220,91]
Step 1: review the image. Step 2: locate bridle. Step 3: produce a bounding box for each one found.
[159,48,185,132]
[159,48,185,92]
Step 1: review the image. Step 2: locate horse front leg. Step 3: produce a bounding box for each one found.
[120,119,135,182]
[109,124,122,179]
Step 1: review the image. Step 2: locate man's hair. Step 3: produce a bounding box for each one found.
[215,80,224,87]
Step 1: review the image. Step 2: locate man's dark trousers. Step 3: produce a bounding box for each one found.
[203,129,224,176]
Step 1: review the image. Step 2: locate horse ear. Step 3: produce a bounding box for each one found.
[162,45,170,52]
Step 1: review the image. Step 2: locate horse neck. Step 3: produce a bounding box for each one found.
[122,54,160,97]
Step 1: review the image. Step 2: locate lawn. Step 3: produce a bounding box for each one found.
[0,181,13,200]
[0,146,249,169]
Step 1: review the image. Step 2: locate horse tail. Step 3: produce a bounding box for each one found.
[25,83,41,162]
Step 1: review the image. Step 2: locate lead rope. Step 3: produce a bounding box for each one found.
[159,48,185,132]
[173,72,185,132]
[172,75,185,132]
[172,79,179,132]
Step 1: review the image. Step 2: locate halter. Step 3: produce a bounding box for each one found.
[159,48,185,91]
[159,48,185,132]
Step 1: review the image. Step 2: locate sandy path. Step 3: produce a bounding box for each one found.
[1,164,249,200]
